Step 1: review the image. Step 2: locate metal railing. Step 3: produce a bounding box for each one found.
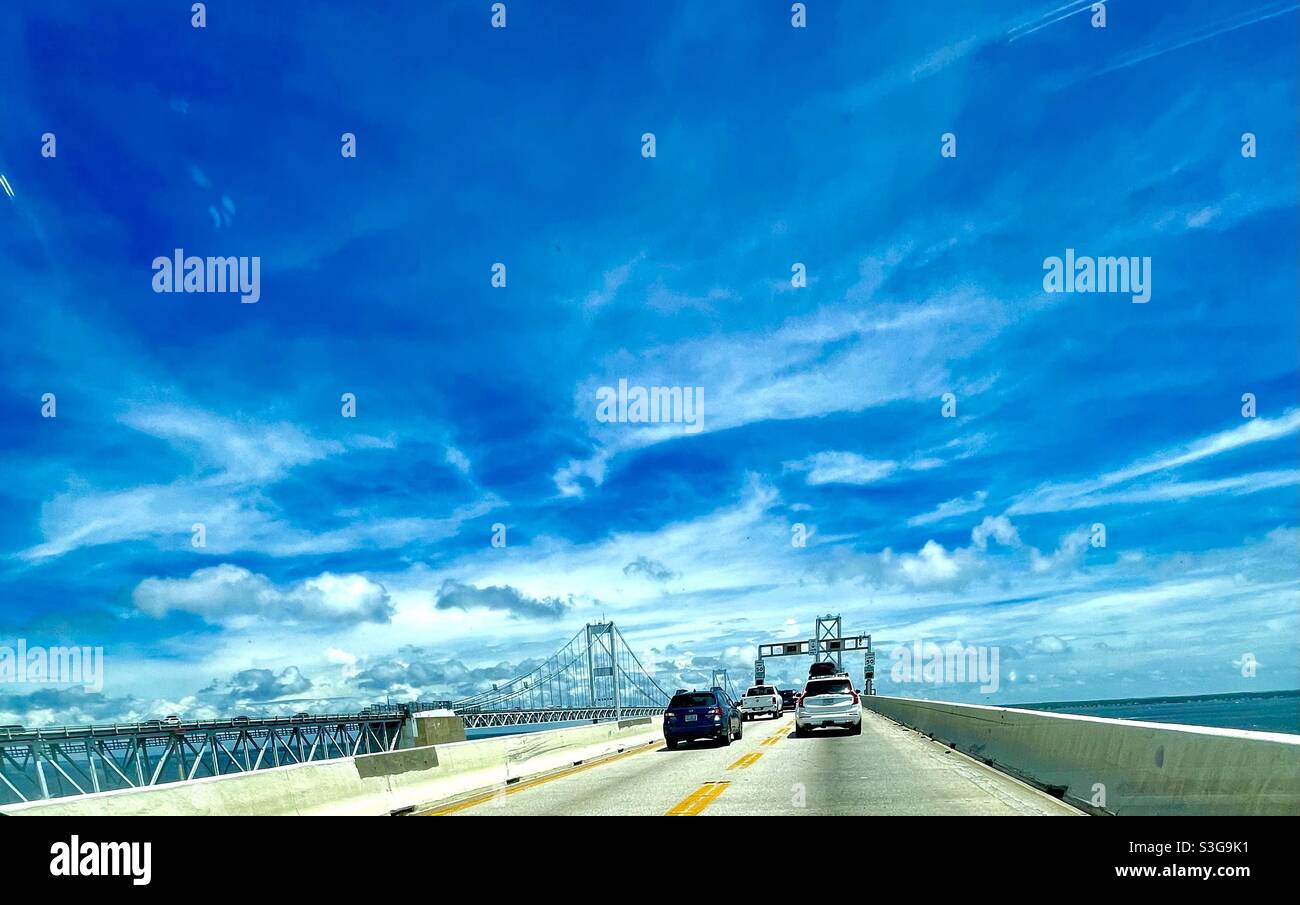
[0,711,408,805]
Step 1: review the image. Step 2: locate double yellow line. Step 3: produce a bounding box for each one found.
[666,722,789,815]
[665,781,729,815]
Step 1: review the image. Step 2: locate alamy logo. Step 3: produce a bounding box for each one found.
[50,836,151,886]
[152,248,261,303]
[1042,248,1151,303]
[889,640,1000,694]
[0,640,104,692]
[596,379,704,434]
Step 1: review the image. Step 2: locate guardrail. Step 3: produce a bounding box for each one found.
[864,695,1300,816]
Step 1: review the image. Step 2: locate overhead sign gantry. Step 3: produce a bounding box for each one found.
[756,614,875,695]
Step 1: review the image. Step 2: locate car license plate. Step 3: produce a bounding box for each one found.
[685,714,698,722]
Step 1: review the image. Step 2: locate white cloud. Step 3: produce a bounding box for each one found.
[325,647,360,680]
[1009,410,1300,515]
[909,490,988,526]
[970,515,1021,551]
[556,283,1007,494]
[121,405,340,484]
[554,448,611,498]
[855,515,1089,591]
[785,451,897,486]
[444,446,471,475]
[896,540,961,585]
[1029,635,1070,654]
[132,564,393,626]
[583,253,642,311]
[1029,527,1091,574]
[1030,471,1298,512]
[22,403,499,560]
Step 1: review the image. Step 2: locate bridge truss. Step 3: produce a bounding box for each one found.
[0,712,408,806]
[458,706,665,729]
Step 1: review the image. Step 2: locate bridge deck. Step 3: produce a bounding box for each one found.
[425,709,1083,816]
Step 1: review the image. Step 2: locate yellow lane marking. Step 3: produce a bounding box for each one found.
[727,752,762,770]
[423,740,664,815]
[666,781,730,816]
[760,721,790,746]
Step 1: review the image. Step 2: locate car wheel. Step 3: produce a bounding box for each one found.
[718,726,732,747]
[795,725,808,738]
[665,737,678,750]
[851,721,862,736]
[733,721,742,741]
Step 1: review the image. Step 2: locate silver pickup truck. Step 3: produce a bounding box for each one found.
[739,684,782,720]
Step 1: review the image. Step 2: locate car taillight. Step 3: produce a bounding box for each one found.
[851,691,860,705]
[711,707,722,716]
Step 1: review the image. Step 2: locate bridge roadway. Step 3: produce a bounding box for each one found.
[424,709,1084,816]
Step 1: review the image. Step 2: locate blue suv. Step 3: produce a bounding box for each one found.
[663,688,743,749]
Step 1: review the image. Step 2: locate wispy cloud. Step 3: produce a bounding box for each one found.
[1085,2,1299,79]
[1006,0,1096,43]
[1009,412,1300,515]
[583,253,643,311]
[908,491,989,526]
[20,403,498,560]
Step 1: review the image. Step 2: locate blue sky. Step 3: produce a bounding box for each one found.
[1,0,1297,726]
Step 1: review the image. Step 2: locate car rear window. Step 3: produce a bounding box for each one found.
[745,686,775,696]
[804,679,853,697]
[669,693,716,708]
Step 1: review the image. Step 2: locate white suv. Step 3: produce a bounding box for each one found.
[739,684,782,720]
[795,674,862,736]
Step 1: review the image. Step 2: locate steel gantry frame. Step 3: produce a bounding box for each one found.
[754,613,874,693]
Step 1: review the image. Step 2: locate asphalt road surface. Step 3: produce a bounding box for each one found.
[424,709,1083,816]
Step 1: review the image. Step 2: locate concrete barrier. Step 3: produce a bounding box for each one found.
[410,710,466,747]
[864,696,1300,816]
[0,716,663,817]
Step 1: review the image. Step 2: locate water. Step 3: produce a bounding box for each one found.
[1014,690,1300,735]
